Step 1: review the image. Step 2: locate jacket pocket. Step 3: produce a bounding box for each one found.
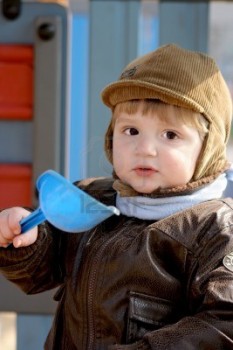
[126,291,177,344]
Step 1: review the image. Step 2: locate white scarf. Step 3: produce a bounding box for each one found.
[116,172,231,220]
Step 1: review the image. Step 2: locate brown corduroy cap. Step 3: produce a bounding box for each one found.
[101,44,233,181]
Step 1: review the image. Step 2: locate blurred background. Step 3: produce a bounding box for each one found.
[0,0,233,349]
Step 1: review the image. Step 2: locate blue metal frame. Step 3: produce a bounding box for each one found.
[69,14,89,181]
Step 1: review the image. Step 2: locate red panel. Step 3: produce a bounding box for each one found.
[0,45,33,120]
[0,164,33,208]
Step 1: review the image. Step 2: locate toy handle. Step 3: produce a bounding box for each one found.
[20,208,46,233]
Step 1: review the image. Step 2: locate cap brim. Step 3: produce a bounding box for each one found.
[101,79,205,116]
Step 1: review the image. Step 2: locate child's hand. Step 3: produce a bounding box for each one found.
[0,207,38,248]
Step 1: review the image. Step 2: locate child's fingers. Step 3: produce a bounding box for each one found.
[0,234,12,247]
[0,207,36,248]
[12,228,38,248]
[7,207,31,235]
[0,209,18,245]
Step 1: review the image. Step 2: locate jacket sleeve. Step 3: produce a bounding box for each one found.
[0,178,105,295]
[0,222,66,294]
[110,210,233,349]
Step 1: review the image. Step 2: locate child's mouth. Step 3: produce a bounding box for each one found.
[134,167,157,177]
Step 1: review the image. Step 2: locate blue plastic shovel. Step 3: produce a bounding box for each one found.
[20,170,120,233]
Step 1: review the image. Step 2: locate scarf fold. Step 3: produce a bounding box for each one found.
[116,172,230,220]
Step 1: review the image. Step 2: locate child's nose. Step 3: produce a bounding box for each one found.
[135,136,157,156]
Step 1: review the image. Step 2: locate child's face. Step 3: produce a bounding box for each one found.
[112,102,203,194]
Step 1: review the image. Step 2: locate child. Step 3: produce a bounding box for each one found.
[1,44,233,349]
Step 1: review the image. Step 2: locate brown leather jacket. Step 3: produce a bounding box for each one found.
[1,177,233,349]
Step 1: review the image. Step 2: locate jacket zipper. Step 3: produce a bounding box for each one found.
[86,230,119,350]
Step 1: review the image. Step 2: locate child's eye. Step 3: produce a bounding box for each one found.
[124,128,139,136]
[164,131,178,140]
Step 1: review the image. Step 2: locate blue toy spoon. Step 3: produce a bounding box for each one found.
[20,170,120,233]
